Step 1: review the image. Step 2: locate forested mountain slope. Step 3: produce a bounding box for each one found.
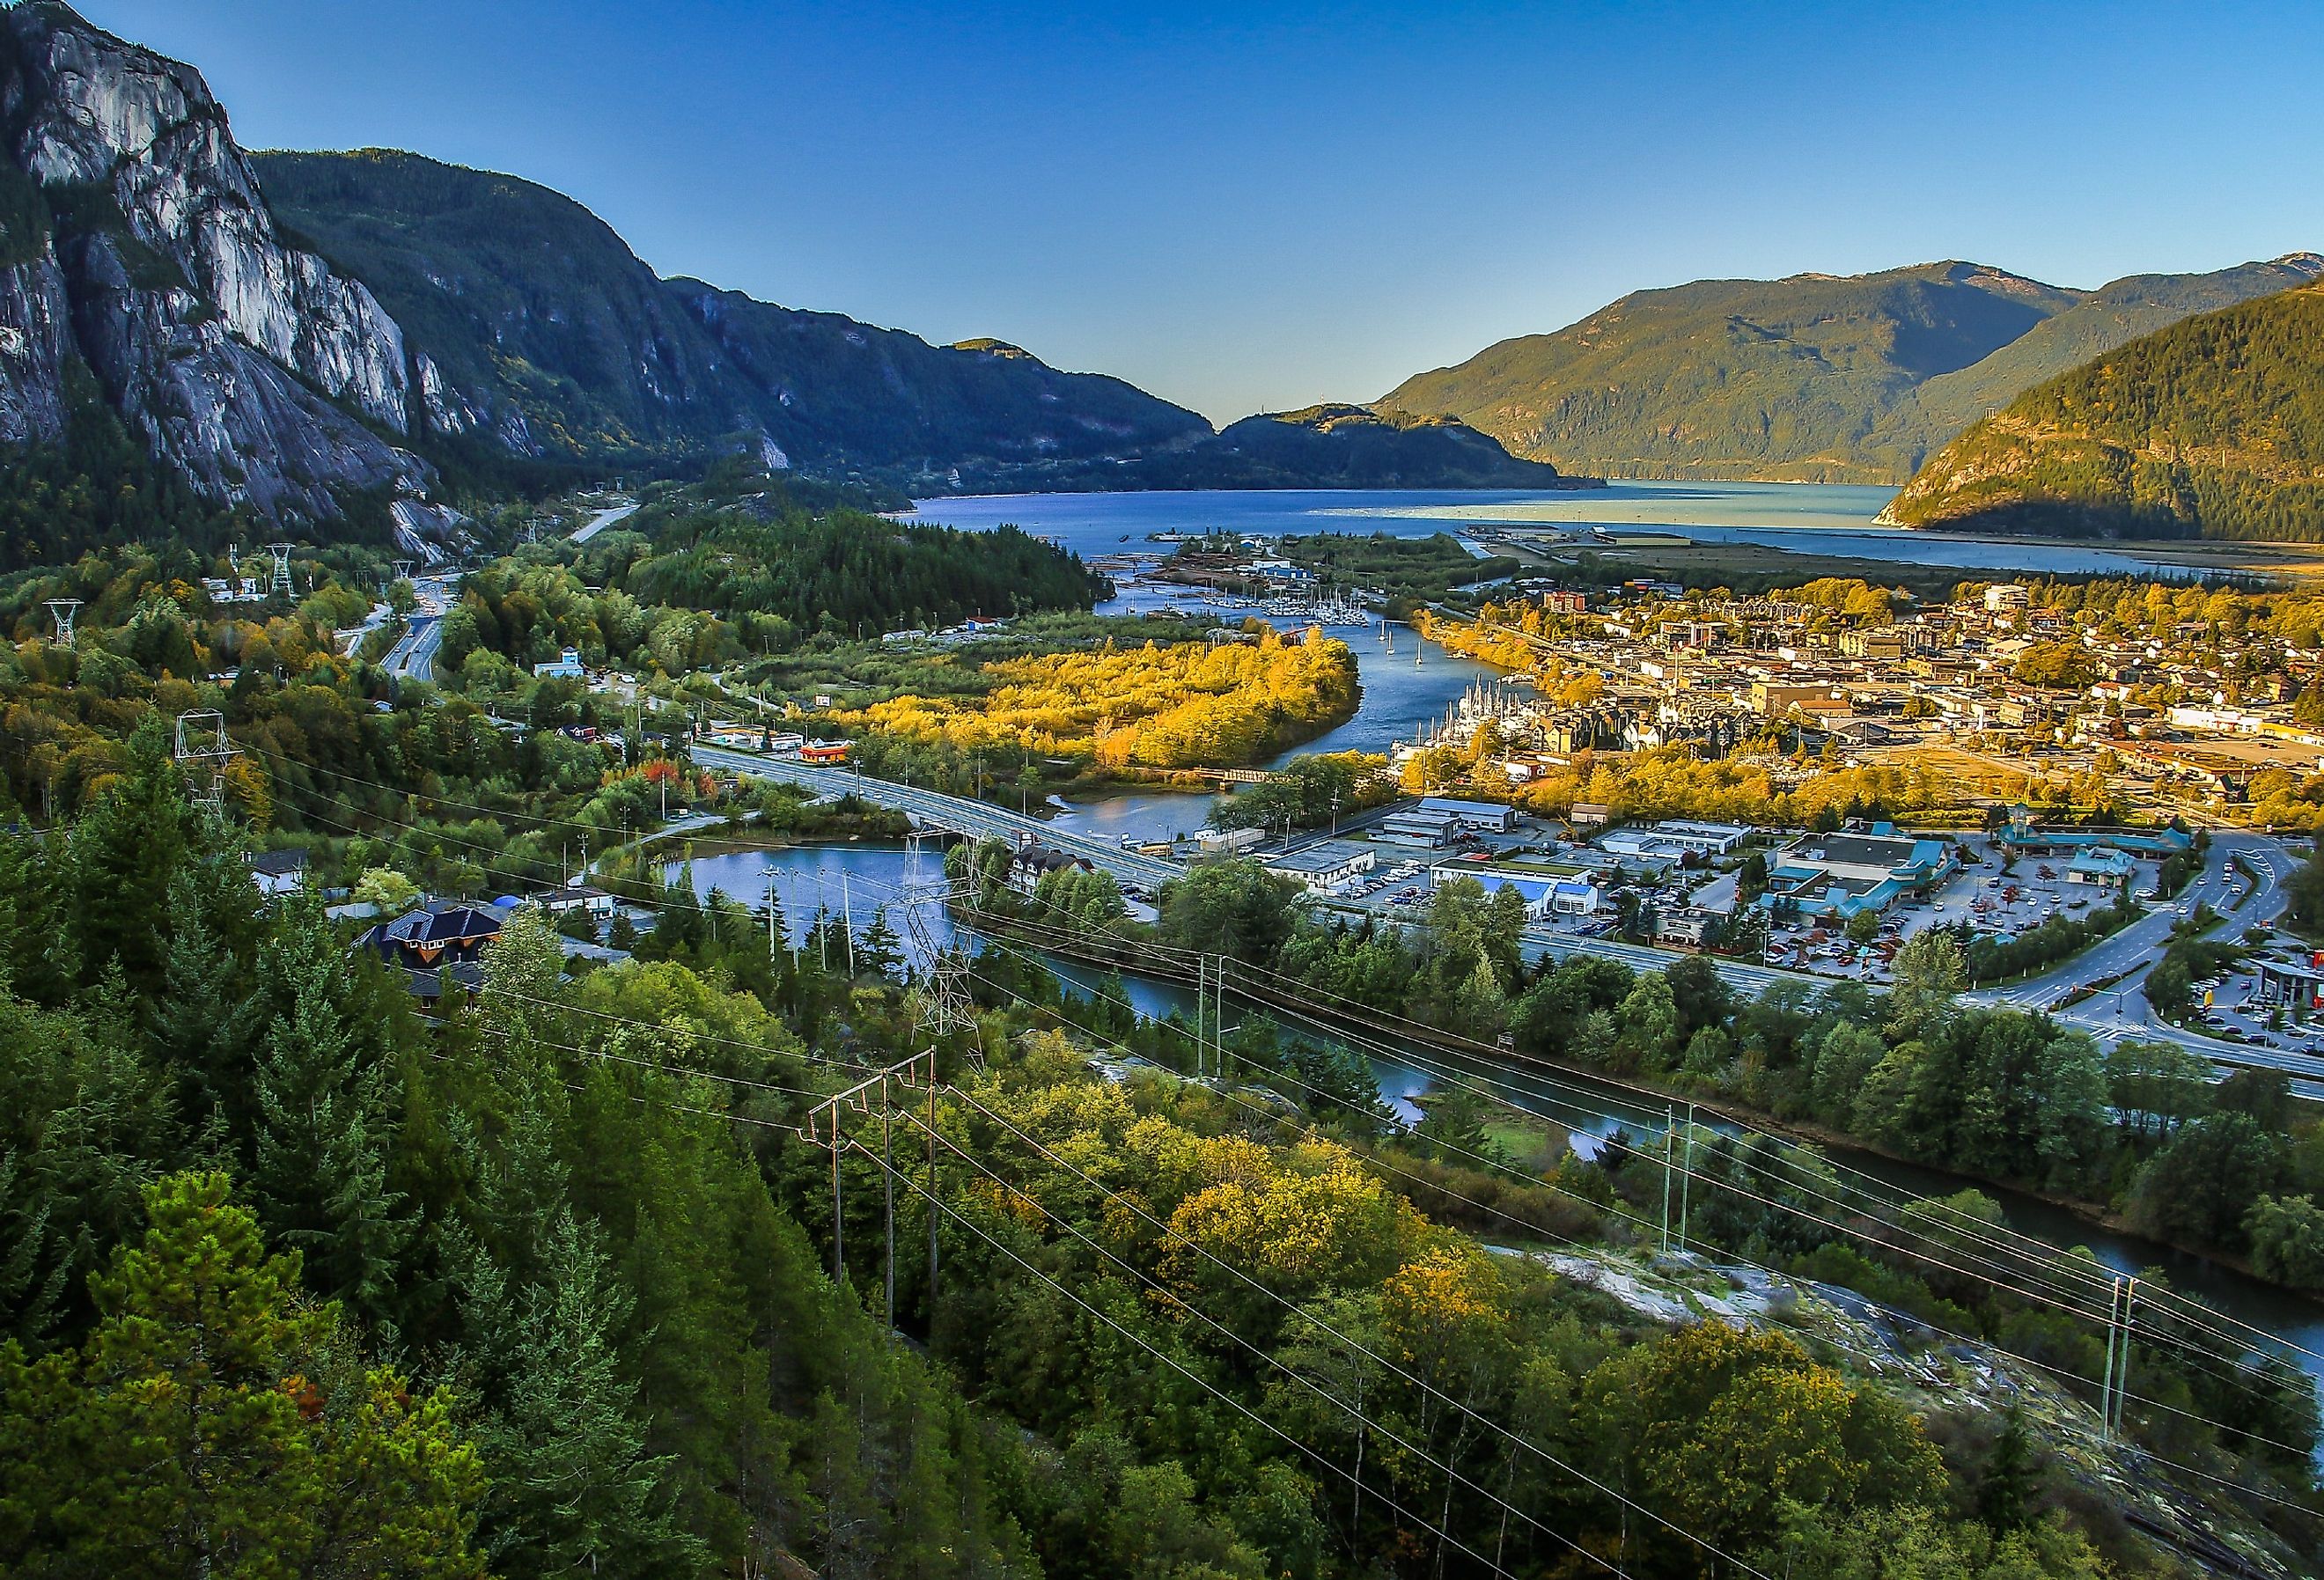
[1386,257,2320,482]
[1870,255,2324,466]
[1882,283,2324,540]
[254,150,1216,483]
[950,402,1592,491]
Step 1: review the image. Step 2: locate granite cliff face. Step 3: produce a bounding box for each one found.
[0,2,465,548]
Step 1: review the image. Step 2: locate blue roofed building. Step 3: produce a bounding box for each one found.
[1758,831,1953,919]
[2066,846,2139,886]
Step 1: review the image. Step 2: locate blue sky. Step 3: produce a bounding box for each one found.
[85,0,2324,423]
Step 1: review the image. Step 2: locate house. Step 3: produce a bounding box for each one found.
[533,647,587,680]
[1264,841,1378,893]
[527,884,620,919]
[1984,584,2033,613]
[357,901,505,999]
[1007,842,1092,898]
[246,848,309,897]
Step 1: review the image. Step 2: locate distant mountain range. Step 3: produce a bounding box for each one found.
[1384,256,2324,484]
[1879,283,2324,540]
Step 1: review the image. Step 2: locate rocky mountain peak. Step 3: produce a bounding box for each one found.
[0,2,466,552]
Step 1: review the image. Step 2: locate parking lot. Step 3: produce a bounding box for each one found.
[2181,949,2324,1055]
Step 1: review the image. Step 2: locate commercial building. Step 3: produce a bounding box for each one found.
[1418,797,1517,832]
[1263,841,1378,893]
[533,647,587,680]
[2254,953,2324,1010]
[1657,908,1717,947]
[1378,808,1458,847]
[1597,819,1753,862]
[2065,847,2139,886]
[1424,855,1593,920]
[1759,829,1952,919]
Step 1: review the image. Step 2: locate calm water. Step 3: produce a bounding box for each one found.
[902,482,2242,578]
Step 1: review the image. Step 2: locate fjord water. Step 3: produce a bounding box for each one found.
[903,481,2238,578]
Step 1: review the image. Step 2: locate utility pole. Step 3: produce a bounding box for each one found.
[1659,1107,1674,1252]
[173,710,237,814]
[1676,1104,1695,1253]
[807,1055,931,1325]
[883,1071,895,1331]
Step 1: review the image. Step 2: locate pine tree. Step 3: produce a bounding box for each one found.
[246,894,412,1333]
[153,860,252,1130]
[0,1172,483,1579]
[466,1209,706,1580]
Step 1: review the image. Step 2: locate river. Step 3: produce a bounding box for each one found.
[671,837,2324,1427]
[900,482,2248,579]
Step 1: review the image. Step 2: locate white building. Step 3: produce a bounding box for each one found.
[1984,584,2033,613]
[533,647,587,679]
[1418,797,1517,833]
[1600,819,1752,861]
[1264,841,1378,893]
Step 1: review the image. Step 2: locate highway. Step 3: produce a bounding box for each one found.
[688,746,1181,889]
[382,575,458,682]
[570,498,638,544]
[689,746,2324,1091]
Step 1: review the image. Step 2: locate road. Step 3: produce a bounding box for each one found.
[688,746,1181,890]
[570,498,638,543]
[1979,830,2291,1013]
[691,748,2324,1090]
[382,575,458,682]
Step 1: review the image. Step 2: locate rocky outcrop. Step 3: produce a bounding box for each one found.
[0,3,459,542]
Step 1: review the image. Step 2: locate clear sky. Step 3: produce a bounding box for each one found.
[82,0,2324,425]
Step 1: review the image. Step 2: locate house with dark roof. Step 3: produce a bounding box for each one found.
[357,901,504,1000]
[1006,842,1092,898]
[246,848,310,897]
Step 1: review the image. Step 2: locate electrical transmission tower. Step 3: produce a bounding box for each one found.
[390,559,416,584]
[900,827,976,1057]
[44,599,79,644]
[173,710,238,813]
[266,543,294,595]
